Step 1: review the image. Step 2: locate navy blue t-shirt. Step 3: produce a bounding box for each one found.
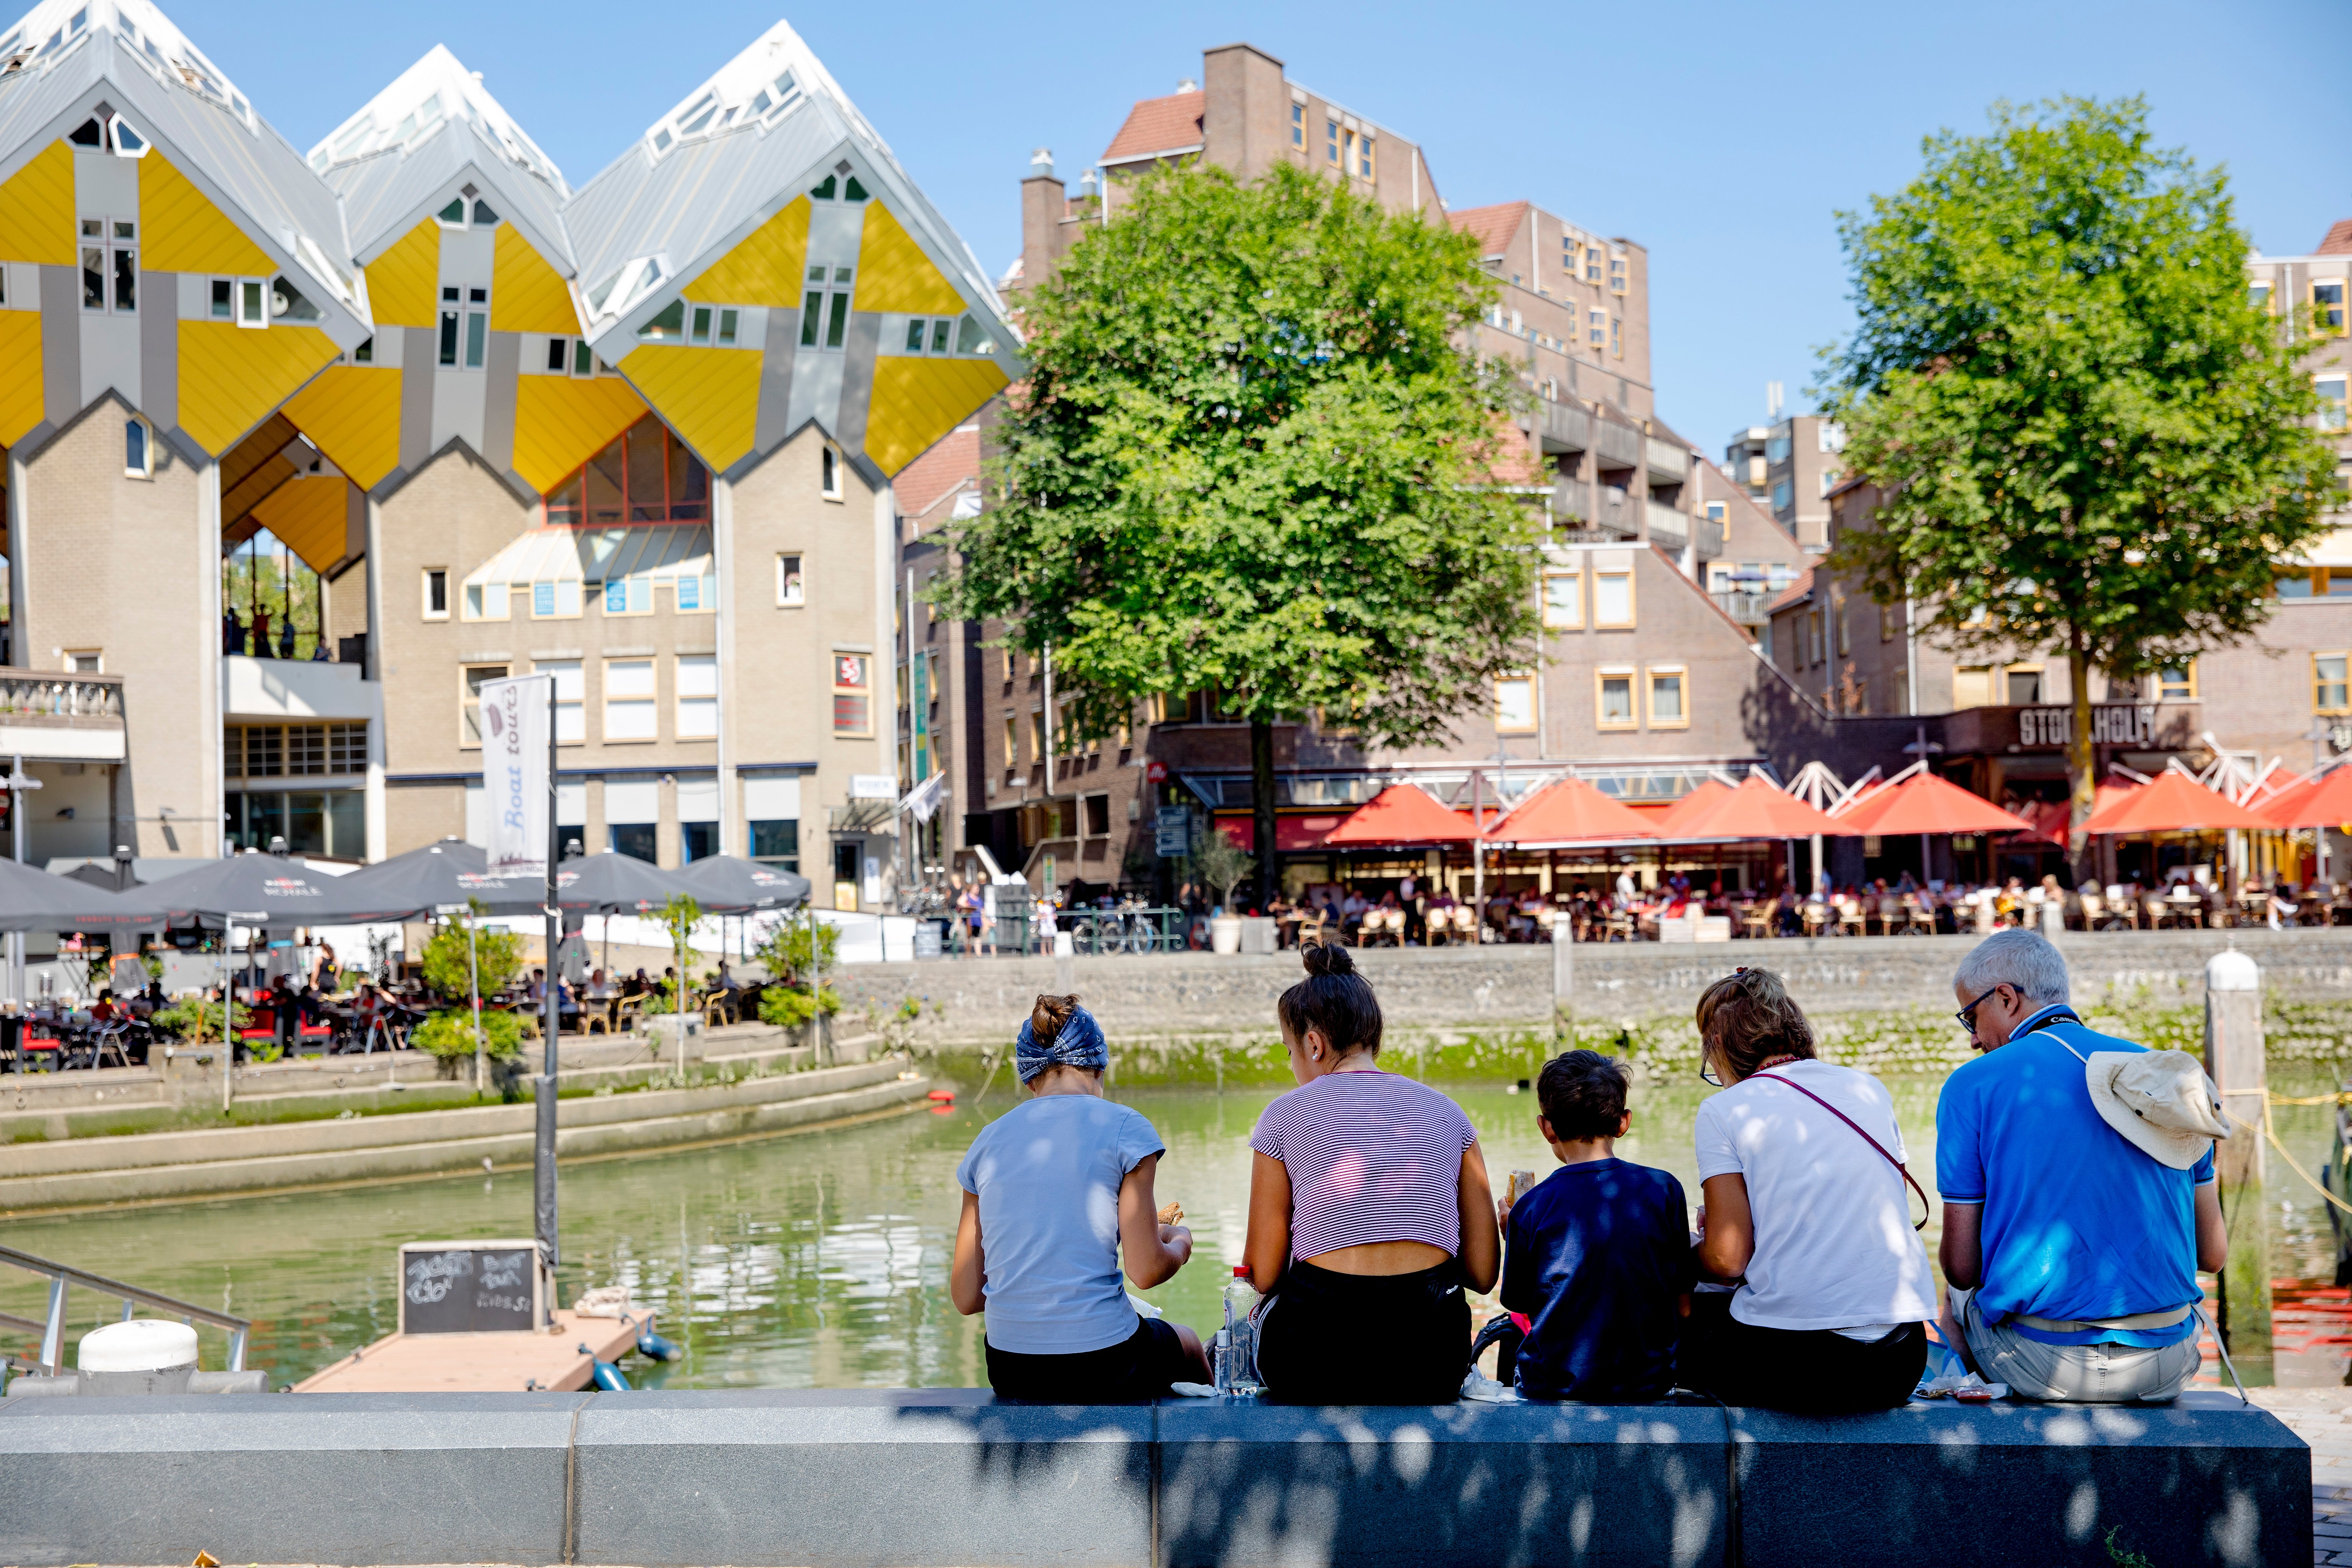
[1500,1157,1693,1402]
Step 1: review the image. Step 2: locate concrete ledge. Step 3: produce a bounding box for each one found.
[0,1067,932,1212]
[0,1390,2309,1567]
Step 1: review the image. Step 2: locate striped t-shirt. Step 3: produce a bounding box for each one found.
[1250,1070,1479,1261]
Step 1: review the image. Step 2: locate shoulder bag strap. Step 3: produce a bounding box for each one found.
[1750,1070,1931,1232]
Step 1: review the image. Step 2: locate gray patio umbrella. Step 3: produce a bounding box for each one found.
[327,838,545,919]
[551,852,690,915]
[0,857,152,931]
[108,848,420,927]
[675,855,811,913]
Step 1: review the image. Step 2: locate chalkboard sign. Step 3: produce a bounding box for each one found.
[397,1240,548,1334]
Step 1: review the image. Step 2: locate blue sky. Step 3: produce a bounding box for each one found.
[165,0,2352,458]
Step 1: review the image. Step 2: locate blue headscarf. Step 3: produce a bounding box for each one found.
[1015,1003,1108,1083]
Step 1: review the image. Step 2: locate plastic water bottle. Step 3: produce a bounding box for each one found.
[1223,1266,1260,1392]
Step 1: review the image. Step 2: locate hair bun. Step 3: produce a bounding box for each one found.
[1301,942,1354,978]
[1030,992,1079,1040]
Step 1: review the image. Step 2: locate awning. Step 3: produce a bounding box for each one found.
[1322,785,1480,847]
[1216,813,1347,852]
[1650,779,1734,836]
[1835,774,2033,837]
[1483,777,1658,845]
[2004,799,2071,849]
[2082,771,2276,835]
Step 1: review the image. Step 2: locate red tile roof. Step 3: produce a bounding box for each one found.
[896,423,983,525]
[1766,567,1814,615]
[1449,201,1528,259]
[2318,219,2352,256]
[1102,92,1205,163]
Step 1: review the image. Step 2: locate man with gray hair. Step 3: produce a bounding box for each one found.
[1935,929,2227,1401]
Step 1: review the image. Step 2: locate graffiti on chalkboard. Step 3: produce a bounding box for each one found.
[405,1250,475,1304]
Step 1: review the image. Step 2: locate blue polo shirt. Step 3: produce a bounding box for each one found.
[1935,1005,2215,1347]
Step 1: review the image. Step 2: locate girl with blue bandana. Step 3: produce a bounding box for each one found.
[951,993,1210,1400]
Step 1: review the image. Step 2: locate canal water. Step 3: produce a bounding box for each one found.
[4,1068,2341,1390]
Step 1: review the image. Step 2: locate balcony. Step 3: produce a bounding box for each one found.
[0,671,127,761]
[1523,400,1589,455]
[1712,591,1774,628]
[1594,419,1642,469]
[1697,510,1727,561]
[1645,500,1689,552]
[1644,438,1689,484]
[222,654,382,725]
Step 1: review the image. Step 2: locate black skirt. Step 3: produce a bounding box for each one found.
[1255,1256,1470,1406]
[985,1315,1191,1403]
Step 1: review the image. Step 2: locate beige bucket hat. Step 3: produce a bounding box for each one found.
[2083,1049,2230,1169]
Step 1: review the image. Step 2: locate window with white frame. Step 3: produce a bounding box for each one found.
[1356,130,1375,180]
[545,337,608,376]
[777,553,805,606]
[2248,279,2273,313]
[436,195,500,230]
[1819,467,1842,497]
[528,579,583,619]
[833,654,872,736]
[441,285,489,369]
[603,658,656,741]
[799,265,855,349]
[460,664,507,747]
[1291,102,1304,148]
[531,659,584,744]
[422,568,449,620]
[1584,245,1603,284]
[1608,254,1626,294]
[80,217,135,314]
[1587,307,1605,348]
[821,444,843,500]
[124,416,151,478]
[676,654,718,739]
[1541,568,1582,629]
[2314,278,2347,337]
[464,580,510,621]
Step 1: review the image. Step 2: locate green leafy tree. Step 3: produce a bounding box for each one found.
[752,911,840,1031]
[414,1007,525,1062]
[420,907,527,1004]
[939,162,1540,908]
[1820,97,2340,866]
[1187,832,1255,915]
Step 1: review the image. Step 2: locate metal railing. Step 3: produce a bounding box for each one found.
[1712,590,1775,626]
[927,906,1196,958]
[0,1242,251,1373]
[0,673,124,723]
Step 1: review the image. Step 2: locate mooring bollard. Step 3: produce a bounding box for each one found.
[2205,947,2271,1386]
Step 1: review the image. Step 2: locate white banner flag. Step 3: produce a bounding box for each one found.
[480,673,552,880]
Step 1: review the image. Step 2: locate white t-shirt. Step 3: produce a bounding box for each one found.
[1693,1059,1936,1333]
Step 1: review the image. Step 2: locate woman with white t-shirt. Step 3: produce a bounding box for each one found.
[1681,968,1935,1411]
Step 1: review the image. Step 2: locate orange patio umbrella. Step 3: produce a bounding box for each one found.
[2081,770,2275,836]
[1321,784,1479,847]
[2257,769,2352,830]
[1482,777,1658,845]
[1650,779,1734,836]
[1662,775,1860,841]
[1836,773,2034,837]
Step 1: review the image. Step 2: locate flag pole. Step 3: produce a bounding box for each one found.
[535,674,561,1294]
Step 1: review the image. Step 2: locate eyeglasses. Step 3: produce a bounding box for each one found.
[1955,985,2008,1037]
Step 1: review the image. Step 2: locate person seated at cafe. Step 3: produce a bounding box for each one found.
[622,968,651,998]
[1774,885,1803,937]
[312,944,338,994]
[1937,930,2225,1402]
[89,989,122,1025]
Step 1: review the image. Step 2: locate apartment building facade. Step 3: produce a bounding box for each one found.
[1723,413,1843,550]
[919,40,1828,901]
[0,1,1015,905]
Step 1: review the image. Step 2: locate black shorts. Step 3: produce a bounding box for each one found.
[985,1314,1191,1403]
[1256,1256,1470,1405]
[1677,1291,1928,1413]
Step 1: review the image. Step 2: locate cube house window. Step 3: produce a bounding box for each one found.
[461,665,508,746]
[2005,667,2043,706]
[422,569,449,619]
[537,661,584,744]
[821,445,842,498]
[604,660,656,741]
[777,553,805,606]
[2319,376,2348,431]
[677,654,718,739]
[1597,673,1635,728]
[832,654,872,735]
[124,417,149,477]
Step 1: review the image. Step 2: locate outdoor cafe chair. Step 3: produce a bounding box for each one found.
[1739,903,1771,940]
[1901,897,1935,936]
[1872,896,1903,936]
[87,1021,132,1070]
[701,987,736,1029]
[2070,892,2101,931]
[1801,902,1831,938]
[1835,897,1867,938]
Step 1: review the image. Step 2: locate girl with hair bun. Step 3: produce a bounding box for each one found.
[951,993,1211,1400]
[1244,944,1500,1404]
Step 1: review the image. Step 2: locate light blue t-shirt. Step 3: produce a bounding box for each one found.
[954,1094,1164,1354]
[1936,1006,2216,1347]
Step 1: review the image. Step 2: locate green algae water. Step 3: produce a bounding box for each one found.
[1,1069,2340,1390]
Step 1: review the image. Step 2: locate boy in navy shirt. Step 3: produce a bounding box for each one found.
[1497,1050,1693,1402]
